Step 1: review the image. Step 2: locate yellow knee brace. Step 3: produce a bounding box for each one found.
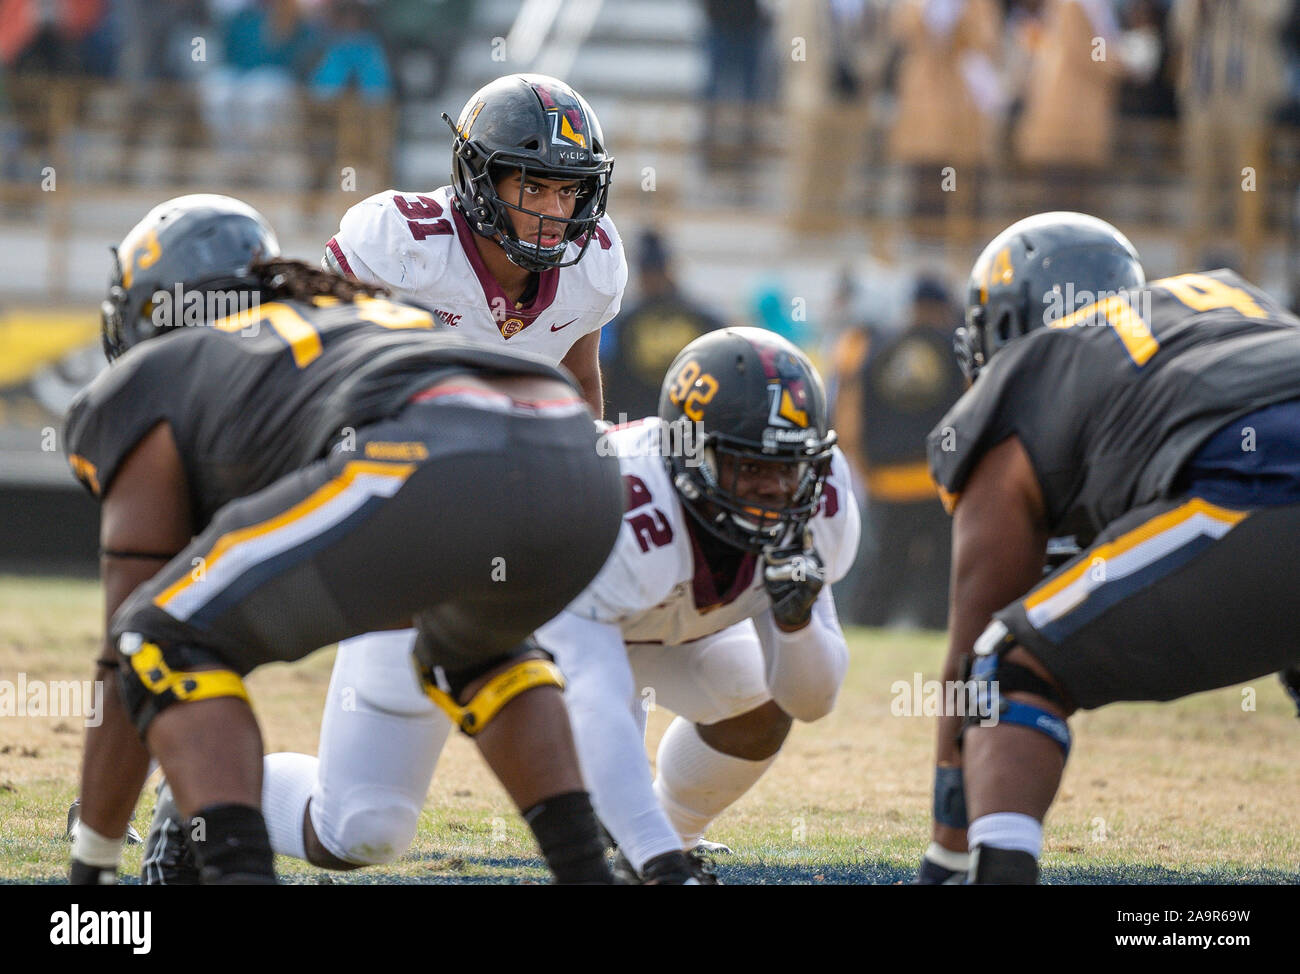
[422,658,564,735]
[119,636,250,734]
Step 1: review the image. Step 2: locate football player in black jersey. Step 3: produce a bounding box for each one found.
[919,211,1300,884]
[65,194,624,884]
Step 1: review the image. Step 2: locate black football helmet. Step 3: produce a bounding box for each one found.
[101,194,280,361]
[659,327,837,553]
[442,73,613,273]
[955,211,1144,381]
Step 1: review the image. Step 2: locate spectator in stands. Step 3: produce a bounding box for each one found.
[0,0,113,179]
[379,0,472,100]
[1117,0,1176,119]
[1170,0,1290,280]
[888,0,1003,222]
[699,0,772,166]
[199,0,321,163]
[832,273,964,629]
[1110,0,1178,221]
[309,0,391,103]
[750,280,816,354]
[782,0,887,233]
[0,0,111,76]
[1013,0,1126,212]
[600,230,724,422]
[115,0,210,84]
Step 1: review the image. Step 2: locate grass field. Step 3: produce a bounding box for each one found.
[1,574,1297,884]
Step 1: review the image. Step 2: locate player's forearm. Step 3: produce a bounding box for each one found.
[77,550,175,837]
[578,365,603,418]
[78,667,153,837]
[938,439,1048,762]
[754,593,848,723]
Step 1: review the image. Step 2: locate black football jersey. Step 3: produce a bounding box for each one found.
[65,295,574,526]
[927,270,1300,544]
[859,325,966,467]
[602,292,725,421]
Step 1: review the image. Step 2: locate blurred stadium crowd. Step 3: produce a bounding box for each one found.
[2,0,1299,628]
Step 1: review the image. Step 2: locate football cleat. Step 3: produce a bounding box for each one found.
[611,847,640,885]
[914,856,968,885]
[695,837,733,855]
[914,843,972,885]
[140,781,200,885]
[613,848,721,885]
[65,798,142,844]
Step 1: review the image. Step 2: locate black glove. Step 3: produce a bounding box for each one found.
[762,533,826,631]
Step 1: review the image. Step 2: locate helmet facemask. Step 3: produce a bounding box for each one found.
[445,113,613,273]
[675,430,835,553]
[100,247,131,361]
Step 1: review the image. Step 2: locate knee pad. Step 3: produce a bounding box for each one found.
[964,624,1072,759]
[419,644,564,735]
[689,631,771,726]
[115,633,250,736]
[320,789,421,866]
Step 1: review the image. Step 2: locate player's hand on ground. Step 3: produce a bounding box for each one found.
[762,532,825,631]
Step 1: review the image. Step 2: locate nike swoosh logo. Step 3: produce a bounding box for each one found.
[550,317,580,332]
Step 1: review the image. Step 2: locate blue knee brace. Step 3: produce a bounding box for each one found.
[968,646,1072,759]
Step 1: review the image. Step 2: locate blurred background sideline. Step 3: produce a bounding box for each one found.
[1,0,1297,625]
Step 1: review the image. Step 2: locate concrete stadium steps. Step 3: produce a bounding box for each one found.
[398,0,707,186]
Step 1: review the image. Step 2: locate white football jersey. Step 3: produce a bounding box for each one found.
[324,185,627,364]
[569,418,860,645]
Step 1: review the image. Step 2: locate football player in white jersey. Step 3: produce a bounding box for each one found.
[536,328,860,881]
[139,74,629,881]
[140,321,858,883]
[322,72,625,414]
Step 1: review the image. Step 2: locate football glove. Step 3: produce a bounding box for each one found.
[1280,665,1300,719]
[762,532,826,631]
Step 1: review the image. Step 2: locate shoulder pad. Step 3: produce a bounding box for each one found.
[571,215,628,318]
[330,189,457,295]
[809,447,862,583]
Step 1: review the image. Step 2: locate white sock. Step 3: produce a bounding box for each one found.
[261,752,318,861]
[652,717,778,848]
[967,812,1042,858]
[72,820,123,868]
